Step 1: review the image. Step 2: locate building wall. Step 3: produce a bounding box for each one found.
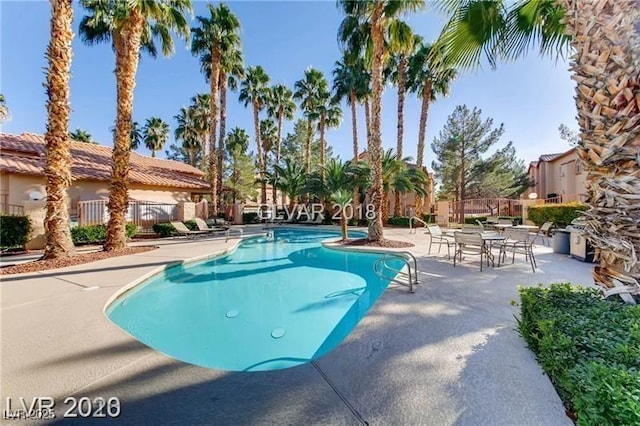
[4,173,194,213]
[524,149,587,201]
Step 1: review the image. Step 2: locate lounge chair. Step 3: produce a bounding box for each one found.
[170,221,209,239]
[425,224,455,259]
[194,218,243,239]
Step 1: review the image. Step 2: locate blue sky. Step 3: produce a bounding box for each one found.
[1,1,577,167]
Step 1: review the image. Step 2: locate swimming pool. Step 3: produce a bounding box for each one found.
[106,228,403,371]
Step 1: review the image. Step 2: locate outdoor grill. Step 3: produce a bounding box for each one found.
[566,218,595,262]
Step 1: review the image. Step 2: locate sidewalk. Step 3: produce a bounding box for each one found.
[1,226,592,425]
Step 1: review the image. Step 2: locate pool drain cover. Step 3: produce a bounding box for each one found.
[271,328,286,339]
[226,310,239,318]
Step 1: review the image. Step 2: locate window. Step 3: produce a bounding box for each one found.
[576,161,583,174]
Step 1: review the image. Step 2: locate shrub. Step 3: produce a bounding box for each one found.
[464,216,488,225]
[527,202,588,228]
[0,215,31,248]
[517,284,640,425]
[183,220,198,231]
[242,212,259,224]
[422,214,436,223]
[153,223,176,238]
[71,223,137,245]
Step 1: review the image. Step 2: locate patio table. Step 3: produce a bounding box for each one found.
[480,233,506,266]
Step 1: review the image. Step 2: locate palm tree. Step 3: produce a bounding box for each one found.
[217,43,244,207]
[266,84,296,203]
[174,106,200,167]
[239,66,270,204]
[260,118,278,191]
[43,0,75,260]
[191,3,241,215]
[69,128,94,143]
[333,55,370,210]
[338,0,425,242]
[189,93,210,170]
[407,41,456,216]
[332,190,353,241]
[436,1,640,302]
[312,94,343,177]
[0,94,10,125]
[142,117,170,157]
[225,127,253,204]
[294,68,329,176]
[112,120,143,150]
[80,0,192,251]
[386,21,419,216]
[268,158,306,211]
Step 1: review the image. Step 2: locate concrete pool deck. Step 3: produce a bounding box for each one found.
[1,226,594,425]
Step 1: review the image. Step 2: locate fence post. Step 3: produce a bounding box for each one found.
[177,201,196,222]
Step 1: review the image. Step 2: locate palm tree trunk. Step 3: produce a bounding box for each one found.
[199,131,207,172]
[218,70,227,209]
[394,56,407,217]
[364,98,371,145]
[558,0,640,303]
[414,79,432,217]
[305,118,312,174]
[341,209,348,241]
[43,0,75,260]
[151,149,155,158]
[350,92,359,213]
[273,109,284,205]
[253,101,267,204]
[319,113,327,206]
[105,11,145,251]
[366,2,385,242]
[208,48,221,216]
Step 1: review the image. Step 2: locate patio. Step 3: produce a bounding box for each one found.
[0,226,594,425]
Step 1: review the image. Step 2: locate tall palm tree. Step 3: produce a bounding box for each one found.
[407,41,456,216]
[112,120,143,150]
[217,44,244,206]
[69,128,94,143]
[239,65,270,204]
[80,0,192,251]
[333,55,370,209]
[189,93,210,170]
[266,84,296,204]
[436,0,640,302]
[142,117,170,157]
[294,68,328,174]
[0,94,10,125]
[191,3,241,215]
[386,22,420,216]
[338,0,425,241]
[174,106,200,166]
[311,95,342,180]
[260,118,278,169]
[43,0,75,260]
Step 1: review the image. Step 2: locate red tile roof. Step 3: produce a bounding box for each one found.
[0,132,210,190]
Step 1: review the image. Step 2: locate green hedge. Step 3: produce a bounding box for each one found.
[518,284,640,425]
[71,223,137,245]
[152,223,176,237]
[242,212,259,223]
[387,215,436,227]
[0,215,31,248]
[527,202,588,227]
[464,216,488,224]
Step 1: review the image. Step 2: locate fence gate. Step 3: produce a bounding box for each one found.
[78,200,179,232]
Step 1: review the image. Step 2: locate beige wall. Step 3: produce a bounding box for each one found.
[4,173,195,213]
[525,150,587,201]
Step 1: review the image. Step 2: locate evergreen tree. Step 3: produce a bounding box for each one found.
[431,105,529,221]
[280,119,334,170]
[224,127,257,204]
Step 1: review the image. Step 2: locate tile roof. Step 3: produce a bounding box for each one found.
[0,132,210,190]
[538,153,565,162]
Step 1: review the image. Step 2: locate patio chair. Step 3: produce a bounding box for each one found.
[194,218,244,239]
[499,228,537,272]
[170,221,209,239]
[497,218,513,225]
[460,224,483,233]
[532,221,554,246]
[475,219,485,230]
[425,224,455,259]
[453,231,488,271]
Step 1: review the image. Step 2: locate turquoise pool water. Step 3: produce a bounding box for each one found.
[107,228,403,371]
